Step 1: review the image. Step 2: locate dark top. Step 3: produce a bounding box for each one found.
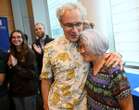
[32,35,54,74]
[8,49,36,97]
[0,51,8,96]
[86,65,131,110]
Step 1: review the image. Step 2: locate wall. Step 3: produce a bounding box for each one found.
[26,0,35,41]
[0,0,15,33]
[80,0,115,51]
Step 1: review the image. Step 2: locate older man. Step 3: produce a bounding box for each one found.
[40,2,123,110]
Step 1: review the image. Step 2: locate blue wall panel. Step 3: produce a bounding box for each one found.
[0,17,9,53]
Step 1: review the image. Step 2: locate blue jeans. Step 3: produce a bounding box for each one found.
[13,95,36,110]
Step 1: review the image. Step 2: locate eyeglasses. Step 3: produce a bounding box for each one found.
[62,22,82,30]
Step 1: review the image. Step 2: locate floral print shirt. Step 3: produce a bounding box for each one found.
[40,36,89,110]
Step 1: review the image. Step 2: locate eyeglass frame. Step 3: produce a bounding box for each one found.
[62,22,83,30]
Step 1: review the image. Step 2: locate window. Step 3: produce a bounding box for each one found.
[110,0,139,67]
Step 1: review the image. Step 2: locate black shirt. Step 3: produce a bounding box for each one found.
[0,51,8,96]
[32,35,54,74]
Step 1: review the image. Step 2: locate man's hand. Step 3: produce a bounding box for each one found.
[105,52,124,70]
[33,44,42,54]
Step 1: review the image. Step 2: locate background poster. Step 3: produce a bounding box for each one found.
[0,17,9,53]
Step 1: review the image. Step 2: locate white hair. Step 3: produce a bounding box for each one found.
[56,2,87,22]
[80,29,109,55]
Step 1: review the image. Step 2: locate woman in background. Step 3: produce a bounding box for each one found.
[7,30,36,110]
[78,29,134,110]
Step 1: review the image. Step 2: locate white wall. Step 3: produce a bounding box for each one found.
[80,0,115,51]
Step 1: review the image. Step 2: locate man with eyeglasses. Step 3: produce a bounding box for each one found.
[40,2,123,110]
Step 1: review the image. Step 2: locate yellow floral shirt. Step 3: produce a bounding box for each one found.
[40,36,89,110]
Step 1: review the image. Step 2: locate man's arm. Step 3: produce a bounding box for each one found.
[41,79,51,110]
[118,94,134,110]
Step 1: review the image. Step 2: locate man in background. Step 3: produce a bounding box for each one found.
[32,23,54,110]
[32,23,54,75]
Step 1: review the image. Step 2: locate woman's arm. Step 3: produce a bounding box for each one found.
[118,94,134,110]
[110,66,134,110]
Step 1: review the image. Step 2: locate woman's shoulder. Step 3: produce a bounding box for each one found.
[108,65,122,74]
[101,65,123,76]
[102,65,125,79]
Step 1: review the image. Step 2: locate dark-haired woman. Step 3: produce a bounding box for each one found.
[7,30,36,110]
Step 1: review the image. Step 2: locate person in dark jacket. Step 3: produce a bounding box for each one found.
[32,23,54,75]
[32,23,54,110]
[7,30,36,110]
[0,50,9,110]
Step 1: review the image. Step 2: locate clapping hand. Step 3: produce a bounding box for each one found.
[8,54,17,67]
[33,44,42,54]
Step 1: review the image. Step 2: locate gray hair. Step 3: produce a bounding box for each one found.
[56,2,87,22]
[35,22,45,29]
[80,29,109,55]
